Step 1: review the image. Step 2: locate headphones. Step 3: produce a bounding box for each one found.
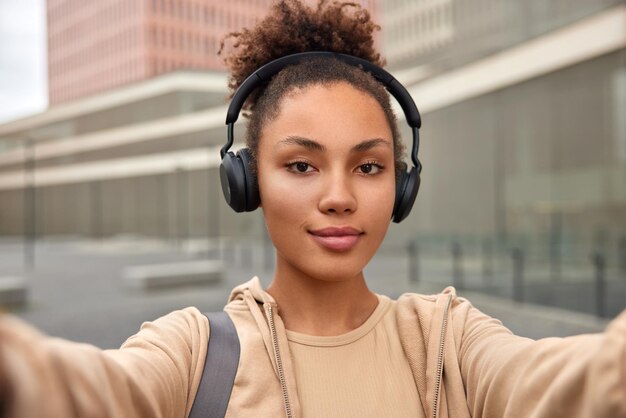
[220,51,422,223]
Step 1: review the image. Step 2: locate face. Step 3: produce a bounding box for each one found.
[257,82,396,283]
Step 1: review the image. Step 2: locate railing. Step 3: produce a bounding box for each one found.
[393,234,626,318]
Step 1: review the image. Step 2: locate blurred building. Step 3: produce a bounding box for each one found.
[379,1,626,261]
[47,0,276,104]
[381,0,620,71]
[0,71,242,240]
[0,0,624,266]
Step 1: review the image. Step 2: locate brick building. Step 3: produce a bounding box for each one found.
[46,0,275,104]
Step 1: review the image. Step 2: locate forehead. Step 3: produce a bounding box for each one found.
[259,82,393,151]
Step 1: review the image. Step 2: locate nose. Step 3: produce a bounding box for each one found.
[318,171,357,215]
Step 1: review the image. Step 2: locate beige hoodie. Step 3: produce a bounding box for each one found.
[0,277,625,417]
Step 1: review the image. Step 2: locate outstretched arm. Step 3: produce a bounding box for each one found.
[0,308,209,418]
[458,303,626,418]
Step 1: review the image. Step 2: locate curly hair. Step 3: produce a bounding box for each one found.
[219,0,406,175]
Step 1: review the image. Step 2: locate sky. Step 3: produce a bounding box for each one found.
[0,0,47,124]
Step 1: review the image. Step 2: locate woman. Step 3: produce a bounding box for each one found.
[1,1,625,417]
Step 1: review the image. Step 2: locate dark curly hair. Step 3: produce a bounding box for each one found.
[219,0,406,175]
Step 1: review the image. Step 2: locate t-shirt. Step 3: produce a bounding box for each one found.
[286,295,425,418]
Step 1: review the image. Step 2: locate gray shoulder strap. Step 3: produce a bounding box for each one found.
[188,311,240,418]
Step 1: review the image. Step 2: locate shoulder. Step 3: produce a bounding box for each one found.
[396,286,474,319]
[395,287,502,344]
[121,307,210,353]
[141,307,209,334]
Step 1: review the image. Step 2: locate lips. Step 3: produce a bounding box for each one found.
[308,226,363,252]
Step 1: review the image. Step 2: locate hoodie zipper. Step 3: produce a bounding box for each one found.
[267,304,293,418]
[432,295,452,418]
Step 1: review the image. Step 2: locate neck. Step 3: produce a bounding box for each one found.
[265,256,379,336]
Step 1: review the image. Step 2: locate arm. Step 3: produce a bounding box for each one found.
[457,302,626,418]
[0,308,209,418]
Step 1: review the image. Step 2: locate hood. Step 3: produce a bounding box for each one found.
[224,276,278,379]
[227,276,276,305]
[224,277,302,417]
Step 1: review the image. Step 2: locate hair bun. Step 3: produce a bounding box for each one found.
[220,0,384,107]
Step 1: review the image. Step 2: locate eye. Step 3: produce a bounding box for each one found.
[357,162,383,175]
[296,162,310,172]
[286,160,316,174]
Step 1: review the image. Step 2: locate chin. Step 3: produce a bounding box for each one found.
[308,263,365,282]
[277,246,374,283]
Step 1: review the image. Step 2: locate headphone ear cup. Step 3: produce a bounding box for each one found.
[393,170,408,218]
[237,148,260,211]
[220,151,248,212]
[392,168,420,223]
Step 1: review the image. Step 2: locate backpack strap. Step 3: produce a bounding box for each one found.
[189,311,240,418]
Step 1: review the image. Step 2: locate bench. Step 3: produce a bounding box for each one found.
[0,276,27,306]
[123,260,224,290]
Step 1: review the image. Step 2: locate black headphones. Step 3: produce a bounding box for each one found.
[219,51,422,223]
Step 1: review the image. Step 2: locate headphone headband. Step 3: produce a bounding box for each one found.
[225,52,421,128]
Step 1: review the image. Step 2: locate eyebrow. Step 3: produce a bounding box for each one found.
[277,136,326,152]
[276,136,391,152]
[352,138,391,152]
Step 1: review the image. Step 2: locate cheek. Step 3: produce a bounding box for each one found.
[259,178,316,262]
[357,179,395,232]
[258,168,312,229]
